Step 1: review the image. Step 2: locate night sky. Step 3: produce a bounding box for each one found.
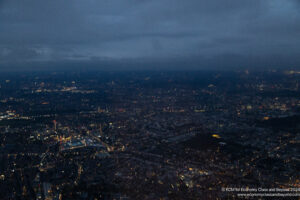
[1,0,300,71]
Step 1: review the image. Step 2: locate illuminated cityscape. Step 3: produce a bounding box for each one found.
[1,0,300,199]
[0,70,299,199]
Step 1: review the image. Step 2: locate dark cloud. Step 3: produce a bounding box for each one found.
[0,0,300,70]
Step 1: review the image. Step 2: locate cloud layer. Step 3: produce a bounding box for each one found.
[1,0,300,70]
